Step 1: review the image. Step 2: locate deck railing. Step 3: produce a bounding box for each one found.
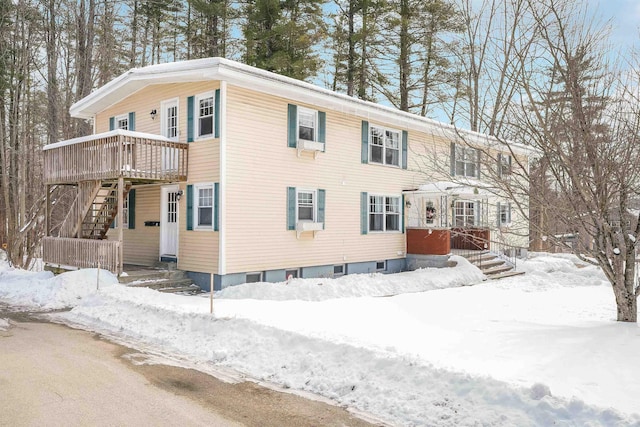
[42,237,121,274]
[44,130,188,184]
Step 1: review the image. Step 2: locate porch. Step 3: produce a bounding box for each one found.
[42,130,189,275]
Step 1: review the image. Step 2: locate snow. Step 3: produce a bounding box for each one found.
[0,318,10,331]
[0,252,639,426]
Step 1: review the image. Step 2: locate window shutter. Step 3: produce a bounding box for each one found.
[213,183,219,231]
[360,192,368,234]
[361,121,369,163]
[186,185,193,230]
[476,149,482,179]
[318,189,326,229]
[507,202,512,223]
[497,202,501,227]
[109,117,115,131]
[187,96,194,142]
[128,112,135,131]
[214,89,221,138]
[401,194,405,233]
[402,130,408,170]
[128,189,136,229]
[287,187,296,230]
[475,200,481,226]
[287,104,297,148]
[497,153,502,177]
[318,111,326,151]
[450,142,456,176]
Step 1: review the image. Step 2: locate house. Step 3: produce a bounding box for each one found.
[42,57,533,290]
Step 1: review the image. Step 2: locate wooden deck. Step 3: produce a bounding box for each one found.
[43,130,188,185]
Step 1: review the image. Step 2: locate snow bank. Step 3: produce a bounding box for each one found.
[0,266,118,310]
[216,255,483,301]
[59,285,640,427]
[0,318,10,331]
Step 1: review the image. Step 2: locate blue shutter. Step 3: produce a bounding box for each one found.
[361,121,369,163]
[128,189,136,229]
[109,117,115,131]
[401,194,405,233]
[287,187,296,230]
[360,192,368,235]
[186,185,193,230]
[318,111,326,151]
[214,183,219,231]
[497,153,503,177]
[497,202,501,227]
[128,112,135,131]
[187,96,194,142]
[317,189,326,229]
[402,130,408,170]
[214,89,221,138]
[507,202,512,224]
[476,149,481,179]
[450,142,456,176]
[287,104,297,148]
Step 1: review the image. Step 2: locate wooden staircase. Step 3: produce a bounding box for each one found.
[460,250,524,280]
[58,180,131,240]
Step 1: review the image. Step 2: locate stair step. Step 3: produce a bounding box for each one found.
[126,278,196,291]
[488,270,525,280]
[120,270,188,284]
[477,259,506,270]
[458,250,489,259]
[157,284,202,294]
[483,264,514,275]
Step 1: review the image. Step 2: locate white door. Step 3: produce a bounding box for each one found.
[160,185,179,258]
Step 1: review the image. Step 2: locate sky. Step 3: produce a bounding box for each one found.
[594,0,640,47]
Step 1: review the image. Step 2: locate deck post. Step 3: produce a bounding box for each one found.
[117,176,124,276]
[45,185,50,237]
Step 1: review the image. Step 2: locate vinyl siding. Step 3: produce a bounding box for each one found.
[107,186,161,266]
[224,85,449,274]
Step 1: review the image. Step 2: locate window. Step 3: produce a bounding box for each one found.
[246,272,263,283]
[376,261,386,271]
[498,202,511,227]
[297,190,315,222]
[115,115,128,130]
[499,153,512,176]
[162,98,179,140]
[112,192,132,229]
[285,269,299,279]
[454,145,479,178]
[196,93,214,138]
[370,125,400,167]
[298,107,317,142]
[333,265,345,276]
[425,200,436,225]
[369,195,400,232]
[195,184,213,229]
[454,200,477,227]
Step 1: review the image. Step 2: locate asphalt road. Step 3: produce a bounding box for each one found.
[0,312,378,427]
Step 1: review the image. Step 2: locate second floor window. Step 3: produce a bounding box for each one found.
[298,107,317,142]
[116,115,128,130]
[197,94,214,138]
[370,125,400,167]
[454,145,479,178]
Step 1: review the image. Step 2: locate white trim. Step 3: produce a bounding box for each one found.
[43,129,173,151]
[114,113,129,130]
[160,185,180,258]
[68,57,535,157]
[161,97,179,141]
[193,182,215,230]
[367,193,402,233]
[296,106,318,142]
[295,188,317,223]
[219,81,227,275]
[194,91,215,140]
[368,123,401,168]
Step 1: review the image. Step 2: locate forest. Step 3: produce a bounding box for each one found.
[2,0,640,320]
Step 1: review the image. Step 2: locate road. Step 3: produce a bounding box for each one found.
[0,311,378,427]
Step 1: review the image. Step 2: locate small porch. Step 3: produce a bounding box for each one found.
[42,130,188,275]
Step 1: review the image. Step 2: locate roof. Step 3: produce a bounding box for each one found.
[71,57,536,156]
[407,180,491,198]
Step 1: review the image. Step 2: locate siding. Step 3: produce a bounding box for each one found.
[224,85,449,274]
[107,185,161,266]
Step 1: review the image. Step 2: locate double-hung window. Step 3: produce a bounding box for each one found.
[195,184,213,229]
[115,115,129,130]
[369,195,400,232]
[298,107,317,142]
[498,202,511,227]
[196,93,214,138]
[498,153,512,177]
[454,200,477,227]
[162,98,179,140]
[455,145,479,178]
[297,190,315,222]
[370,125,400,167]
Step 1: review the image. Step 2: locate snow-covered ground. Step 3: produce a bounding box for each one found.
[0,254,639,426]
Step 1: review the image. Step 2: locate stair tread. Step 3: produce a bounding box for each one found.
[484,265,514,275]
[489,270,525,280]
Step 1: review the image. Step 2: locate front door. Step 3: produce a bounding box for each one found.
[160,185,179,259]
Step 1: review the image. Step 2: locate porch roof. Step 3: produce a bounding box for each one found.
[405,180,491,199]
